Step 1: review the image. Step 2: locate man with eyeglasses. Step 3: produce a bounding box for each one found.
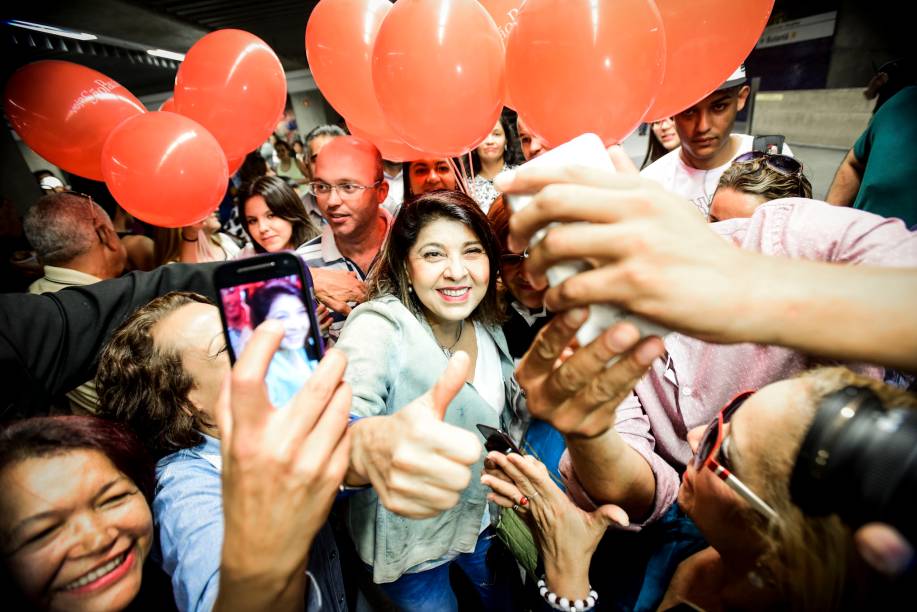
[641,65,794,218]
[297,136,391,341]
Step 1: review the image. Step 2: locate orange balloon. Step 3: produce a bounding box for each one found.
[479,0,525,39]
[3,60,146,181]
[159,97,175,112]
[644,0,774,122]
[506,0,665,147]
[372,0,505,158]
[101,112,229,228]
[346,121,428,163]
[174,30,287,161]
[306,0,392,135]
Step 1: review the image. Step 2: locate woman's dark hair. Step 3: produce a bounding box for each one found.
[0,416,155,505]
[238,151,270,187]
[238,175,319,252]
[641,126,671,169]
[471,113,524,176]
[368,190,504,326]
[96,292,214,458]
[248,282,303,328]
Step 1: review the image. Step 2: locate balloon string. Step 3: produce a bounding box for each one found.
[448,156,472,197]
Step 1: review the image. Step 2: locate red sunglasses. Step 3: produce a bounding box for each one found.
[693,390,779,521]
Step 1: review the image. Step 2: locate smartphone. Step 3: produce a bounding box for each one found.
[214,253,324,408]
[476,424,522,455]
[502,132,670,344]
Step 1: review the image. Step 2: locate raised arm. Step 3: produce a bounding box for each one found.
[825,148,865,206]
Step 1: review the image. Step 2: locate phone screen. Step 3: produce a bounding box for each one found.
[218,272,322,408]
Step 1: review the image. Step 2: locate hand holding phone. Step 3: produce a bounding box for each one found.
[503,133,669,344]
[476,424,522,455]
[214,253,325,408]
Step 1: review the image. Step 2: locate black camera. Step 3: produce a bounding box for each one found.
[790,385,917,544]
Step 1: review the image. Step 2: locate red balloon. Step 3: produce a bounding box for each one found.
[506,0,665,147]
[372,0,505,158]
[227,154,245,176]
[101,112,229,228]
[174,30,287,161]
[644,0,774,122]
[346,121,427,162]
[3,60,146,181]
[479,0,525,39]
[306,0,392,135]
[159,97,175,113]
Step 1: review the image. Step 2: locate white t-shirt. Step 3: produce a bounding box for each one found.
[640,134,794,217]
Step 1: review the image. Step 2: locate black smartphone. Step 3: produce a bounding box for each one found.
[214,253,324,408]
[476,424,522,455]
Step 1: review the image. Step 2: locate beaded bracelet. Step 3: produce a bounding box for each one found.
[537,576,597,612]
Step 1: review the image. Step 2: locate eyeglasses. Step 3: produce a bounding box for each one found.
[693,390,780,521]
[500,249,528,266]
[310,181,381,198]
[734,151,803,177]
[62,190,100,226]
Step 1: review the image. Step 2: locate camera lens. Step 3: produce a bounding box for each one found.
[790,386,917,543]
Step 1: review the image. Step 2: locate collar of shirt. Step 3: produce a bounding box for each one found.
[319,207,393,269]
[195,433,222,471]
[510,300,548,326]
[42,265,103,287]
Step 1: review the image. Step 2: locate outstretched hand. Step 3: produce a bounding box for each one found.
[482,451,627,599]
[495,163,755,343]
[516,308,663,438]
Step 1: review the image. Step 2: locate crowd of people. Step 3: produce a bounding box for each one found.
[1,61,916,612]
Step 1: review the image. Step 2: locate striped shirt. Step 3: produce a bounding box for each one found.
[295,208,393,341]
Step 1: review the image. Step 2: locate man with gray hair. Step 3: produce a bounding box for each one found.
[24,191,127,295]
[22,191,127,413]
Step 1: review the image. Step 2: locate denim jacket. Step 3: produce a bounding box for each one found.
[335,296,527,584]
[154,434,346,611]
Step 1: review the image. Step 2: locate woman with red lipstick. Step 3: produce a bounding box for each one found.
[335,190,521,610]
[0,416,172,612]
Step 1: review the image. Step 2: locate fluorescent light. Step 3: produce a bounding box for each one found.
[147,48,185,62]
[7,19,97,41]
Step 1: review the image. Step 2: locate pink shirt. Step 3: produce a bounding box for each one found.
[561,199,917,527]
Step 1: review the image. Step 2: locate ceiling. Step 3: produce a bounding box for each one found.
[2,0,323,97]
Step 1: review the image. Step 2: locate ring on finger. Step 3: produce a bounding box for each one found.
[512,503,519,512]
[519,495,529,506]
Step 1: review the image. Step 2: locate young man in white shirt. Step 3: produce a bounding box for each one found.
[641,66,793,217]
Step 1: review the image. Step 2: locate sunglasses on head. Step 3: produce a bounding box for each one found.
[693,390,779,521]
[734,151,803,177]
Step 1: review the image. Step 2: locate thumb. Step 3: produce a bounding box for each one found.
[591,503,630,531]
[430,350,471,421]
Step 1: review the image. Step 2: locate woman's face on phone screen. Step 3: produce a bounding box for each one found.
[266,294,310,350]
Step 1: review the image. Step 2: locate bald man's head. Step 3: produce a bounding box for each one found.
[314,136,384,186]
[312,136,389,241]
